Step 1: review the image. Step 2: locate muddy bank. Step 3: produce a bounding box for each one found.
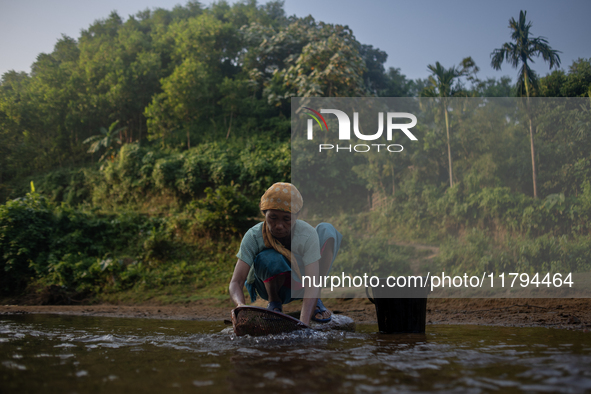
[1,298,589,332]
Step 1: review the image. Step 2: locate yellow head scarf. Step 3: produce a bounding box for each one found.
[260,183,304,278]
[260,182,303,213]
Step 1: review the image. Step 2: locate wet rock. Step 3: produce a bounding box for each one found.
[310,314,355,332]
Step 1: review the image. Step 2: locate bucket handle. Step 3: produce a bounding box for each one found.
[365,285,375,304]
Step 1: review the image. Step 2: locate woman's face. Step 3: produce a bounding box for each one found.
[265,209,295,239]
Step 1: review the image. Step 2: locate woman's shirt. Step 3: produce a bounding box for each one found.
[236,220,321,268]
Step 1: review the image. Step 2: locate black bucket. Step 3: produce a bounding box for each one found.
[366,277,429,334]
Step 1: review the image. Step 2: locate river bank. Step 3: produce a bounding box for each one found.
[1,298,589,332]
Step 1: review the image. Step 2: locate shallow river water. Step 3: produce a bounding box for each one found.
[1,314,591,393]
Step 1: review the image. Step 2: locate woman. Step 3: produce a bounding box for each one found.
[228,182,342,326]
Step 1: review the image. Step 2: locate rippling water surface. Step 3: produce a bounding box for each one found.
[1,314,591,393]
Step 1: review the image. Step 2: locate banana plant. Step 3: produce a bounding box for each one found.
[83,121,126,162]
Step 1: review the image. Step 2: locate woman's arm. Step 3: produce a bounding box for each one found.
[300,260,321,325]
[229,259,251,307]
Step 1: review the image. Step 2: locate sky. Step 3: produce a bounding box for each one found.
[1,0,590,82]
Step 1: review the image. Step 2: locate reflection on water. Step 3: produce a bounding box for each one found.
[1,314,591,393]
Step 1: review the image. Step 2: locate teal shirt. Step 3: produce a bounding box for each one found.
[236,220,321,267]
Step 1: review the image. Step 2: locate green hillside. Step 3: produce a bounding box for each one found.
[1,2,590,303]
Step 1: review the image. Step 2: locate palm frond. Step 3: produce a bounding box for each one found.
[490,10,561,97]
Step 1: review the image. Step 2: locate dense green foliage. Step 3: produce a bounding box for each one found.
[373,181,591,273]
[540,58,591,97]
[0,0,406,193]
[91,138,289,206]
[0,191,159,295]
[1,2,590,300]
[0,189,246,298]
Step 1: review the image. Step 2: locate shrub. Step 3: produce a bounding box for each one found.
[0,192,54,294]
[190,184,259,236]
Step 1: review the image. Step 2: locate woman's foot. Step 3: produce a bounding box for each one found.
[312,299,332,323]
[267,301,283,312]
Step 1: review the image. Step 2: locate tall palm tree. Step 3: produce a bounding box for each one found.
[421,57,477,187]
[491,10,561,198]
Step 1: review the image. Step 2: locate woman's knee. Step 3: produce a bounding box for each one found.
[316,222,336,233]
[253,249,290,279]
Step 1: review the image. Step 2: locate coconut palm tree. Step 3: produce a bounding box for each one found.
[491,10,561,198]
[421,57,478,187]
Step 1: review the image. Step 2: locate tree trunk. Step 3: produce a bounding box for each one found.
[529,116,538,199]
[187,129,191,149]
[138,113,141,145]
[524,68,538,199]
[226,110,233,139]
[444,107,453,188]
[392,165,396,197]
